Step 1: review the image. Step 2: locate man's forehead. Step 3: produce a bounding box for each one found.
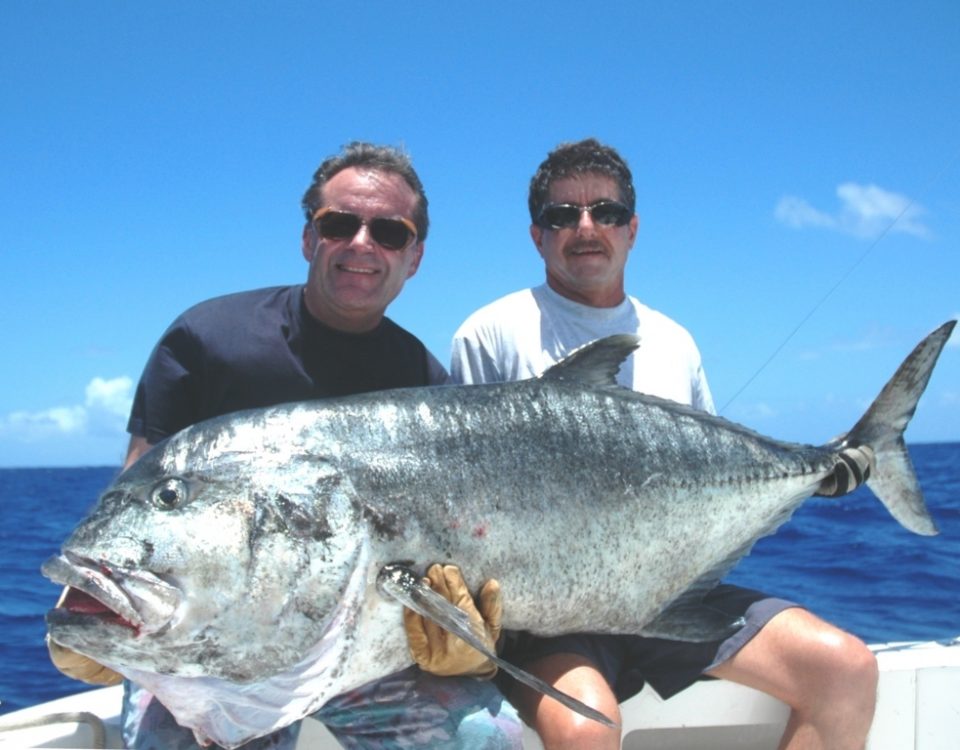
[323,167,417,213]
[548,173,621,202]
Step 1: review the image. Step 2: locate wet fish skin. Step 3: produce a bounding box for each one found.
[42,321,954,747]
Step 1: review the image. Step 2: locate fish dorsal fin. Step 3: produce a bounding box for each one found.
[539,334,640,388]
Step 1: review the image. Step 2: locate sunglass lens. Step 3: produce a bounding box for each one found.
[540,205,580,229]
[591,203,631,226]
[370,219,413,250]
[317,212,361,240]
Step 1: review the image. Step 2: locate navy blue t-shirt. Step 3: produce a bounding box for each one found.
[128,285,440,443]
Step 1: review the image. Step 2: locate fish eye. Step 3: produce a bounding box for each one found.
[151,478,188,510]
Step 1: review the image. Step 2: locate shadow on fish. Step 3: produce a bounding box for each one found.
[43,321,955,748]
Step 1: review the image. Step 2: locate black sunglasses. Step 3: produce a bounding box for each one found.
[537,200,632,230]
[312,208,418,251]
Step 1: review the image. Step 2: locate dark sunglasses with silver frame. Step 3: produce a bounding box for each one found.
[312,208,418,251]
[536,200,632,230]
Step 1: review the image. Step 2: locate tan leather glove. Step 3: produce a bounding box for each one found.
[47,586,123,686]
[403,564,502,679]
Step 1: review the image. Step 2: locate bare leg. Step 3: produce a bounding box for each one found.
[708,608,878,750]
[510,653,621,750]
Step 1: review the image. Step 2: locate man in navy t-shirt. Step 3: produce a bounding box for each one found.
[48,142,522,749]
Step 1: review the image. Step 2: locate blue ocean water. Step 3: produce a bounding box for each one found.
[1,444,958,716]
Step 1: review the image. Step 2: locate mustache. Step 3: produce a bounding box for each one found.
[568,240,607,254]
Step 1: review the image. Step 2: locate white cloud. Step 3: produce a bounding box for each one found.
[0,376,133,442]
[85,376,135,417]
[4,405,87,435]
[774,196,835,230]
[775,183,930,239]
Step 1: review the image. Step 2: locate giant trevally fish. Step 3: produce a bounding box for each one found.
[43,321,954,748]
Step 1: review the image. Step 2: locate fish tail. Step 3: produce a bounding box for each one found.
[823,320,955,536]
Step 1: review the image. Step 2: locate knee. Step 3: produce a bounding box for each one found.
[788,628,878,724]
[510,653,622,750]
[822,631,878,694]
[738,610,879,712]
[513,677,622,750]
[793,631,878,744]
[533,708,621,750]
[843,642,879,717]
[521,681,621,750]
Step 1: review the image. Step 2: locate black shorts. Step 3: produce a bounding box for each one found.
[496,584,797,702]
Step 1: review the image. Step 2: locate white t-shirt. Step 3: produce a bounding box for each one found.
[451,284,715,413]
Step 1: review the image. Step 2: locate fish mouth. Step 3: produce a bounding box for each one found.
[42,553,182,636]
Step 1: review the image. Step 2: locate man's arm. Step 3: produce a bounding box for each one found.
[124,434,153,469]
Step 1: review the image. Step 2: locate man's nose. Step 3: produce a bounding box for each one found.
[576,208,597,236]
[348,223,377,251]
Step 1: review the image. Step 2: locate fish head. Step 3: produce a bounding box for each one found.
[43,412,369,683]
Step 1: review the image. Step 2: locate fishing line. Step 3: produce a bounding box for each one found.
[720,148,960,415]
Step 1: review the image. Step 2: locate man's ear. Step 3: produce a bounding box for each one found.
[405,241,425,278]
[627,213,639,246]
[301,224,317,262]
[530,224,545,257]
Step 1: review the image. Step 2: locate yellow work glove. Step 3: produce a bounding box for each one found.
[403,564,502,679]
[47,586,123,686]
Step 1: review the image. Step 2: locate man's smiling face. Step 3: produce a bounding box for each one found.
[301,166,423,332]
[530,173,638,308]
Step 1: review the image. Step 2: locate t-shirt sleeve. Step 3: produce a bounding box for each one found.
[692,362,716,415]
[425,349,451,385]
[126,319,202,443]
[450,327,505,385]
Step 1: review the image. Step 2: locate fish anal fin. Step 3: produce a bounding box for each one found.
[641,595,746,642]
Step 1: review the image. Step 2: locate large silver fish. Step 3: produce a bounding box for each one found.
[43,321,954,747]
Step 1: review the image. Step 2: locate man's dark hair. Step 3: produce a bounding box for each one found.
[528,138,636,224]
[301,141,429,241]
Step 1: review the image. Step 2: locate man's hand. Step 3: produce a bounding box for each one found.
[47,586,123,686]
[403,564,502,679]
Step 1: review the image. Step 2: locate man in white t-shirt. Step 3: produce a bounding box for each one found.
[445,139,878,750]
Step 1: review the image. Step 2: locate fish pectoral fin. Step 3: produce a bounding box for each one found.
[641,596,746,642]
[376,564,617,730]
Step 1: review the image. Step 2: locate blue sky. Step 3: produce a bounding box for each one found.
[2,1,958,467]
